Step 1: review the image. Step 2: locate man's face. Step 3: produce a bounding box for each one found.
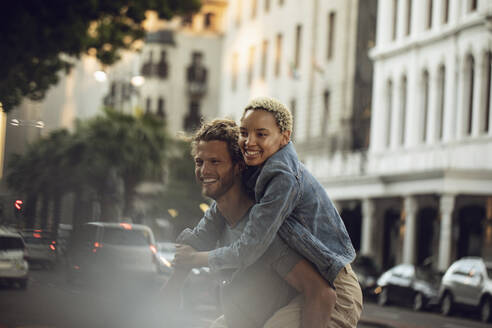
[194,140,239,201]
[239,109,290,166]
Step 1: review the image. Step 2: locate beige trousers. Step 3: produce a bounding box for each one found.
[210,264,363,328]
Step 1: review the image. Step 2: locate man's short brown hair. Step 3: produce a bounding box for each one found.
[242,97,293,133]
[191,119,244,164]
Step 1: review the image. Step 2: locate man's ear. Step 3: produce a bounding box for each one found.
[281,130,291,146]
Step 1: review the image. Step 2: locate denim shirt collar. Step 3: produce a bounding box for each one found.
[243,141,298,191]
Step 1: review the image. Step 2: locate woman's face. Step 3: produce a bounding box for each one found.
[239,109,290,166]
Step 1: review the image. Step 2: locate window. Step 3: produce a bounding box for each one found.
[442,0,449,24]
[327,12,336,59]
[294,24,302,70]
[392,0,398,40]
[386,80,393,147]
[145,97,151,114]
[484,52,491,133]
[422,70,430,142]
[427,0,433,30]
[275,34,283,77]
[182,15,192,27]
[438,66,446,140]
[261,40,268,80]
[232,53,239,91]
[470,0,477,12]
[248,46,256,86]
[251,0,257,18]
[465,54,475,135]
[157,98,165,118]
[236,0,242,27]
[157,50,168,79]
[400,76,407,145]
[290,98,296,139]
[406,0,412,35]
[265,0,270,12]
[184,101,201,131]
[204,13,215,30]
[322,90,331,135]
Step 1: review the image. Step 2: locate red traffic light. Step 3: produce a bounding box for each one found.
[14,200,23,210]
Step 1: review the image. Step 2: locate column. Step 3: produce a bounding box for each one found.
[438,194,455,272]
[403,196,417,264]
[361,198,375,256]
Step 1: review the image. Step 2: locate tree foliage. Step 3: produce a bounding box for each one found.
[0,0,201,112]
[6,109,168,227]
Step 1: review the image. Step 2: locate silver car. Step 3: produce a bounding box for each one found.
[0,227,29,288]
[440,257,492,322]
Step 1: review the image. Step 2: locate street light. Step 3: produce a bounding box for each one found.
[130,75,145,87]
[9,119,45,129]
[93,70,108,82]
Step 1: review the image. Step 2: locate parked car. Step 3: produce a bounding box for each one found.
[439,257,492,322]
[0,227,29,289]
[352,255,380,298]
[375,263,441,311]
[65,222,159,286]
[20,229,57,269]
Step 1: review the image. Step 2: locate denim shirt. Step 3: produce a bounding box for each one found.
[177,142,355,286]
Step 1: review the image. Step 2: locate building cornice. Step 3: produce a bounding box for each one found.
[369,16,486,61]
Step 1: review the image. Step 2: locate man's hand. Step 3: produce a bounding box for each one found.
[172,244,209,268]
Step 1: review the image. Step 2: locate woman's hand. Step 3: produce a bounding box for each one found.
[172,244,209,268]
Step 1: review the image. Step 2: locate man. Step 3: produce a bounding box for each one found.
[162,119,336,328]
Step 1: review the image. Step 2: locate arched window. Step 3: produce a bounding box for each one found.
[386,79,394,147]
[483,51,491,134]
[465,54,475,135]
[422,70,430,142]
[400,75,407,145]
[437,65,446,140]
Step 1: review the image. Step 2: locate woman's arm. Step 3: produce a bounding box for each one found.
[207,162,300,272]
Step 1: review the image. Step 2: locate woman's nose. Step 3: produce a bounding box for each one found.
[245,135,255,146]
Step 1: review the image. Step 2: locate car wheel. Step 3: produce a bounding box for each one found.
[378,287,389,306]
[413,292,425,311]
[480,297,492,323]
[441,292,454,316]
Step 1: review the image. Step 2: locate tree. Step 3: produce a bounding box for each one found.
[0,0,201,112]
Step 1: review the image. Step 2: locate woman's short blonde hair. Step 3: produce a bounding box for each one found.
[242,97,293,133]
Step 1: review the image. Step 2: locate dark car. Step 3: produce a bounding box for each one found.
[20,229,57,269]
[352,255,380,298]
[65,222,159,286]
[375,263,441,311]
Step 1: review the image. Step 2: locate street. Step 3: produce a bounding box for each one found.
[1,265,491,328]
[0,263,217,328]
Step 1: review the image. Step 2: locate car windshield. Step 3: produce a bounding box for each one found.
[23,236,52,245]
[486,266,492,279]
[0,236,24,250]
[102,228,150,246]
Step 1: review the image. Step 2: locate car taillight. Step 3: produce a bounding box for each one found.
[50,244,56,251]
[23,250,29,260]
[149,245,157,254]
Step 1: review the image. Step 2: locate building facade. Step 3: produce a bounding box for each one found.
[217,0,378,257]
[317,0,492,272]
[104,1,228,136]
[219,0,376,157]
